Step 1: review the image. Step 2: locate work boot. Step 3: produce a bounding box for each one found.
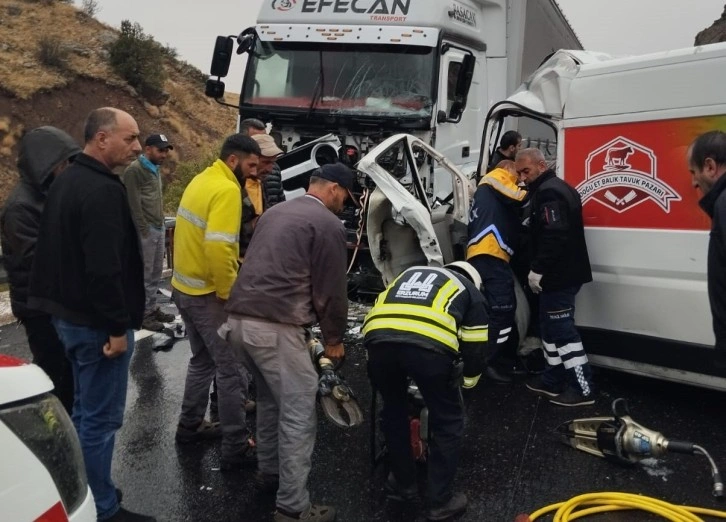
[525,376,564,398]
[254,470,279,494]
[484,365,513,384]
[549,387,595,407]
[104,506,156,521]
[175,420,221,444]
[273,504,336,521]
[383,472,417,502]
[426,492,467,521]
[220,442,257,471]
[141,315,164,332]
[152,308,176,323]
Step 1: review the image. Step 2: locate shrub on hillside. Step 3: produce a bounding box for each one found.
[163,146,220,215]
[80,0,99,17]
[38,35,69,69]
[108,20,167,99]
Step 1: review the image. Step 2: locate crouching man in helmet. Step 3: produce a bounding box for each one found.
[362,261,489,521]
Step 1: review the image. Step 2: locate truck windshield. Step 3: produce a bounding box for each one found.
[242,41,435,119]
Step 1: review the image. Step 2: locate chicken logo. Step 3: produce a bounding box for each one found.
[575,137,680,214]
[272,0,296,11]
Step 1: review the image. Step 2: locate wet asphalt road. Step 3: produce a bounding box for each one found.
[1,292,726,522]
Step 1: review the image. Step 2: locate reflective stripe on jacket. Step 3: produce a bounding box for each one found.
[467,167,527,263]
[171,159,241,299]
[363,266,489,363]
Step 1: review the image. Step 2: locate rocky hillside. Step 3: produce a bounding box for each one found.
[0,0,237,206]
[695,4,726,45]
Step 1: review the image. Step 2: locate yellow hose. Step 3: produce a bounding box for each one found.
[525,492,726,521]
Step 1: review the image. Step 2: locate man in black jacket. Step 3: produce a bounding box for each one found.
[28,108,154,522]
[515,148,595,407]
[688,131,726,370]
[487,130,522,172]
[0,126,80,413]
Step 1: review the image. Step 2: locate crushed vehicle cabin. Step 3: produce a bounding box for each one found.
[204,0,581,296]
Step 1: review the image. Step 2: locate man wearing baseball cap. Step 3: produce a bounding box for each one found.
[222,162,354,522]
[239,134,285,257]
[122,133,175,331]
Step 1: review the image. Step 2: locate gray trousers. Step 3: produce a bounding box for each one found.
[140,227,165,316]
[227,315,318,513]
[174,291,249,458]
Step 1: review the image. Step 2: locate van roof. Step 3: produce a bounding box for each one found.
[566,42,726,120]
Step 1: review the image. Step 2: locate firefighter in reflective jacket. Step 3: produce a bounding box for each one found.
[362,262,489,520]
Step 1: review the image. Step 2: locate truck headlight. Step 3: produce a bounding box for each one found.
[0,393,88,515]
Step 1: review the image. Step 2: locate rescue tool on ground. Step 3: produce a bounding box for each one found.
[307,335,363,429]
[558,398,724,498]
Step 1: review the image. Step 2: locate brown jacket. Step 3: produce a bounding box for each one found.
[226,195,348,345]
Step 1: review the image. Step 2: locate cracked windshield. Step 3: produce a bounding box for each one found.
[242,42,435,118]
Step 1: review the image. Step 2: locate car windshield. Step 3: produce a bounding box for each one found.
[242,41,435,119]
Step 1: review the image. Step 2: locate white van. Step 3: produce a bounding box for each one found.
[0,355,95,522]
[356,43,726,391]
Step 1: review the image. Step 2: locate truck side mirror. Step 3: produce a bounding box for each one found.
[210,36,233,78]
[449,54,476,121]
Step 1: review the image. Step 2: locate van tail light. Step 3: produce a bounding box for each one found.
[35,501,69,522]
[0,394,88,517]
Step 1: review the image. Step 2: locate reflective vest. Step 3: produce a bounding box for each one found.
[363,266,488,356]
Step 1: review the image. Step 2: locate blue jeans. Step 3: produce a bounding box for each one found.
[53,318,133,520]
[539,286,593,396]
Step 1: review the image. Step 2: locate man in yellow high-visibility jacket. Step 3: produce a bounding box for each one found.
[363,261,489,521]
[172,134,261,471]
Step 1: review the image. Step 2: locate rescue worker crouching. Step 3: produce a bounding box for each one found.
[362,261,489,521]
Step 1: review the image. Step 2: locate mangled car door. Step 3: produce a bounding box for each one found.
[357,134,471,285]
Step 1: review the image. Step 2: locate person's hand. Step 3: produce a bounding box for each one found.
[103,334,128,358]
[528,270,543,294]
[325,342,344,361]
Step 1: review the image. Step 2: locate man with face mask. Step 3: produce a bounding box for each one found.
[171,134,260,471]
[222,163,353,522]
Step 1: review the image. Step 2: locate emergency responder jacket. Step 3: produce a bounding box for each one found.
[699,172,726,357]
[362,266,489,378]
[1,127,81,319]
[528,170,592,291]
[171,159,242,300]
[467,167,528,263]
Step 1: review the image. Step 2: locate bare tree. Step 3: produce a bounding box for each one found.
[80,0,100,17]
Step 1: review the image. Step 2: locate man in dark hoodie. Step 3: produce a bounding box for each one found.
[0,126,81,413]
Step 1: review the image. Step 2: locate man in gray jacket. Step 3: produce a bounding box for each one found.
[223,163,352,522]
[122,134,175,331]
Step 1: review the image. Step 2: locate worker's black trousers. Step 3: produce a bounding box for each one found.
[367,342,464,507]
[469,255,519,366]
[21,313,74,413]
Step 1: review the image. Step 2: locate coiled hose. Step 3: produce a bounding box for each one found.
[516,492,726,521]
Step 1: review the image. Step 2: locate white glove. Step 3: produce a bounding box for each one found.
[528,270,543,294]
